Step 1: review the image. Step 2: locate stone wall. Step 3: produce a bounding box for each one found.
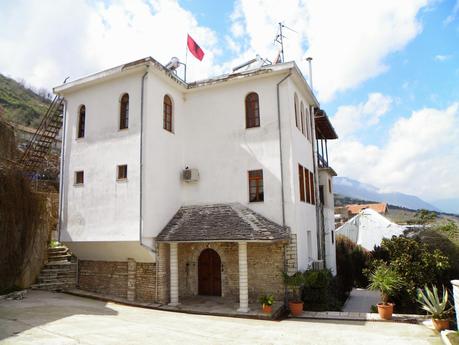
[177,242,285,302]
[136,262,156,302]
[78,261,129,299]
[79,260,157,302]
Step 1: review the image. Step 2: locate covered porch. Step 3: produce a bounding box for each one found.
[156,203,290,314]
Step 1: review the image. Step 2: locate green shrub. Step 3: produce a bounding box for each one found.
[301,269,344,311]
[335,235,371,292]
[368,236,450,312]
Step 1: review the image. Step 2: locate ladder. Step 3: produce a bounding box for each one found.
[19,95,64,176]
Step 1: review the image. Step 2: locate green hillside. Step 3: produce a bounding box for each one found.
[0,74,50,128]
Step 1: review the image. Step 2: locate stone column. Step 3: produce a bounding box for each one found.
[452,280,459,329]
[169,243,179,306]
[237,241,249,312]
[127,258,136,302]
[156,242,169,304]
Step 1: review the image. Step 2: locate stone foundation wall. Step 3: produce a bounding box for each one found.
[247,242,285,301]
[79,261,129,298]
[78,260,156,302]
[136,262,156,302]
[177,242,285,302]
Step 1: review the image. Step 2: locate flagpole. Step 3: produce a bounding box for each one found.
[184,35,188,82]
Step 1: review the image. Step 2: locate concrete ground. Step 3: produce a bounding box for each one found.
[0,291,442,345]
[342,288,381,313]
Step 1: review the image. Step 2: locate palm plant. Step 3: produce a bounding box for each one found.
[368,264,402,304]
[417,285,451,319]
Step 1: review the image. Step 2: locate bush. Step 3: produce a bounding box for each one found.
[368,236,450,312]
[335,235,371,293]
[301,269,344,311]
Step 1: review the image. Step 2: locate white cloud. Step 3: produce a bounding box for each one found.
[0,0,430,101]
[434,54,452,61]
[329,102,459,199]
[229,0,430,101]
[0,0,220,89]
[331,93,392,137]
[444,0,459,25]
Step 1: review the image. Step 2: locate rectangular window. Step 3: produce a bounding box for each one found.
[328,178,332,194]
[117,165,128,180]
[298,164,305,202]
[75,171,84,185]
[305,167,311,203]
[248,169,264,202]
[319,185,325,205]
[331,230,335,244]
[309,171,315,205]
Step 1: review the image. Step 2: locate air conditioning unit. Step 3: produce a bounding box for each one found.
[182,168,199,182]
[312,260,324,271]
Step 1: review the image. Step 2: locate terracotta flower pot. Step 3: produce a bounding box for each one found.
[377,303,394,320]
[288,301,304,316]
[432,319,449,332]
[262,304,273,314]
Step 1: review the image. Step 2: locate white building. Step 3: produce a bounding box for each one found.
[54,56,338,311]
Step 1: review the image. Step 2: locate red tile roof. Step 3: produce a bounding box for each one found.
[346,203,388,215]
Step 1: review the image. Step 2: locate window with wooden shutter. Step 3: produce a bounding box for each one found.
[299,164,305,202]
[305,167,311,203]
[248,169,264,202]
[310,171,315,204]
[300,101,305,135]
[119,93,129,129]
[77,105,86,138]
[245,92,260,128]
[163,95,173,132]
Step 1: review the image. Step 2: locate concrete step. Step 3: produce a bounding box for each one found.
[47,247,68,254]
[44,262,76,270]
[37,278,76,284]
[38,273,76,280]
[47,255,72,261]
[41,268,76,274]
[31,282,69,290]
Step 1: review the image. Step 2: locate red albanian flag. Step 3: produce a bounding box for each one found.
[187,34,205,61]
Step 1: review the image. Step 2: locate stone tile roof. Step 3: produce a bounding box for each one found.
[156,203,289,242]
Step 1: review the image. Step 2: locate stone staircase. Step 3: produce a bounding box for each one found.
[31,246,77,291]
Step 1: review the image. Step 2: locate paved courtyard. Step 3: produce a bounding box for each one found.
[0,291,442,345]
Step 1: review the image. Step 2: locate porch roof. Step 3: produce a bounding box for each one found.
[156,203,289,242]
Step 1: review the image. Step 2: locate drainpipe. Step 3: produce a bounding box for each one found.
[57,99,68,243]
[310,104,324,264]
[276,71,291,227]
[139,68,156,254]
[276,71,291,308]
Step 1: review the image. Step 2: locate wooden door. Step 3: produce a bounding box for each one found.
[198,248,222,296]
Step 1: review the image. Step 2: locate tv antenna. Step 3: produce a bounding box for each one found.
[274,22,297,63]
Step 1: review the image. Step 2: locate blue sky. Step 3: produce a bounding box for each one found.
[0,0,458,211]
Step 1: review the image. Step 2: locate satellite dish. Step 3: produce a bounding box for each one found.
[166,57,180,71]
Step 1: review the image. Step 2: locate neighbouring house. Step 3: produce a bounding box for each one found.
[54,56,338,312]
[335,208,405,251]
[335,202,388,227]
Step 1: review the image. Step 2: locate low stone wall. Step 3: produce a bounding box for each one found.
[79,260,157,302]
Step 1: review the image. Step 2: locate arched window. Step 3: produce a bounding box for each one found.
[119,93,129,129]
[294,93,299,129]
[300,101,305,135]
[245,92,260,128]
[77,105,85,138]
[305,106,310,141]
[163,95,173,132]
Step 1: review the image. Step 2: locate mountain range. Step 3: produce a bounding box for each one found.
[333,176,443,212]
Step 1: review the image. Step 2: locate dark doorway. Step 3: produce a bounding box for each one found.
[198,248,222,296]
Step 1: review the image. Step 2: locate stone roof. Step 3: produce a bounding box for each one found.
[156,203,289,242]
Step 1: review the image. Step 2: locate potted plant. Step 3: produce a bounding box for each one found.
[417,285,452,331]
[258,294,274,314]
[368,264,402,320]
[283,272,304,316]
